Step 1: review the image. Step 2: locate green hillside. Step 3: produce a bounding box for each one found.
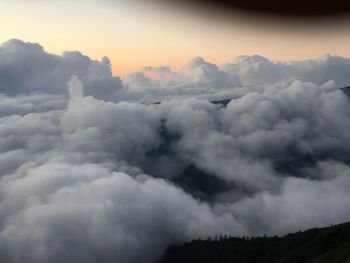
[160,221,350,263]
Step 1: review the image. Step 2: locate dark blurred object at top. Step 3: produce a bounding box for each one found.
[157,0,350,17]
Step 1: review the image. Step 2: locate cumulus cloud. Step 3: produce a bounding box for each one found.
[0,163,238,263]
[0,39,124,100]
[221,54,350,86]
[125,57,241,102]
[1,39,350,263]
[125,54,350,102]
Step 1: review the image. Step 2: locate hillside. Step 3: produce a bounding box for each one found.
[160,221,350,263]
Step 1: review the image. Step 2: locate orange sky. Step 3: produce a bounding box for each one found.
[1,0,350,77]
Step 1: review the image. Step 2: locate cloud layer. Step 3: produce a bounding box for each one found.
[1,39,350,263]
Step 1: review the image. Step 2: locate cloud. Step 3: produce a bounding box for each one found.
[221,54,350,86]
[1,39,350,262]
[176,57,231,86]
[0,40,124,100]
[125,54,350,103]
[230,162,350,235]
[124,57,241,102]
[0,163,239,263]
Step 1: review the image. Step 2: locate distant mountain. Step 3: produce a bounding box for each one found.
[341,86,350,99]
[160,221,350,263]
[209,99,232,107]
[152,98,232,107]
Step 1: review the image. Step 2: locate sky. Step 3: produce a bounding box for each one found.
[2,0,350,76]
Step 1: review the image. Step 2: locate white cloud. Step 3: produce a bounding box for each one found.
[1,39,350,262]
[0,40,124,100]
[221,54,350,86]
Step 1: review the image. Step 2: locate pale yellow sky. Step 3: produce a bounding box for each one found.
[1,0,350,76]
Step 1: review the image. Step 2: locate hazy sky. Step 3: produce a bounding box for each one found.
[2,0,350,76]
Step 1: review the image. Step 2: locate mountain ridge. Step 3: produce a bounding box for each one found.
[160,221,350,263]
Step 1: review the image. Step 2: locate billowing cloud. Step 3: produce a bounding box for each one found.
[125,54,350,102]
[1,39,350,263]
[0,39,124,100]
[221,54,350,86]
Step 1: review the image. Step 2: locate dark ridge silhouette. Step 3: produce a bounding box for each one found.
[341,86,350,99]
[153,99,232,107]
[160,221,350,263]
[210,99,232,107]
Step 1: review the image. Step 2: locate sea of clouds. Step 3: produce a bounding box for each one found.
[1,39,350,263]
